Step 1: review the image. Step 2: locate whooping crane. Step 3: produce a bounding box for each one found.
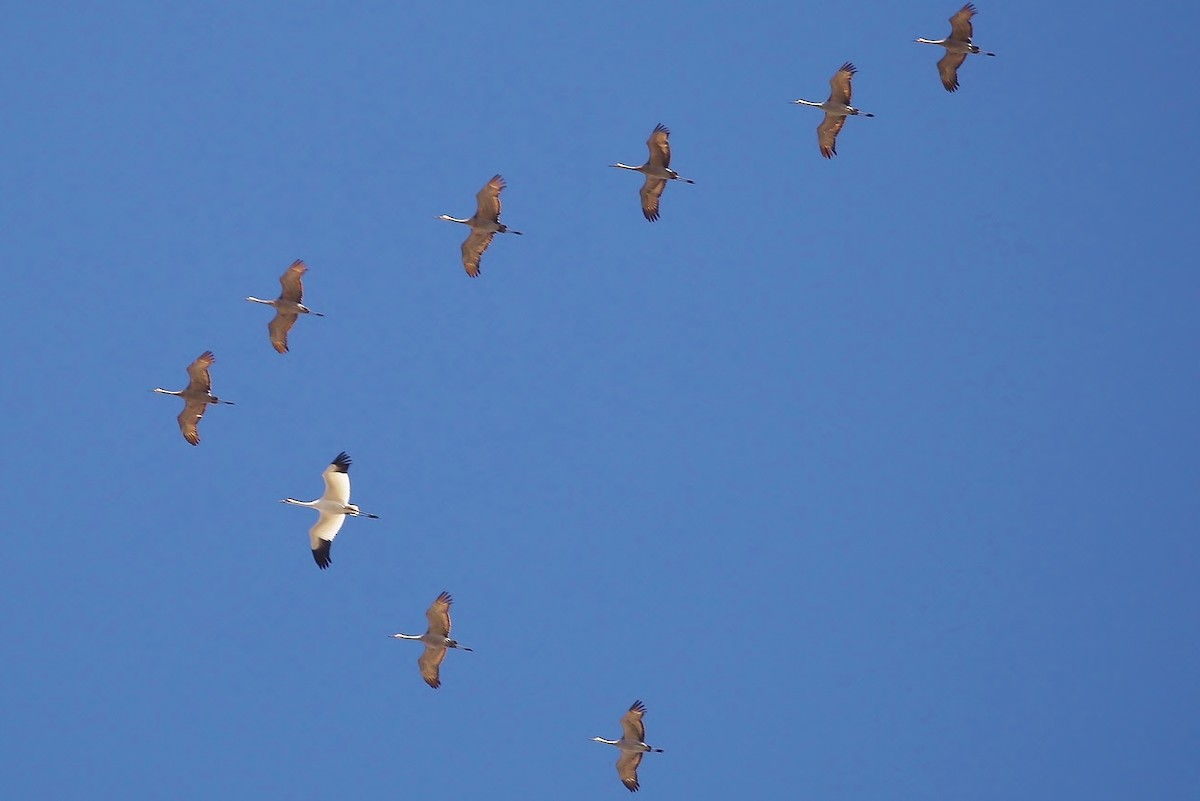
[280,452,379,569]
[792,62,875,159]
[591,700,665,792]
[245,259,324,354]
[389,591,473,688]
[916,3,996,92]
[611,123,694,222]
[439,175,523,277]
[152,351,233,446]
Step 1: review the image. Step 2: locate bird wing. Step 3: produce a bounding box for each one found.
[646,123,671,170]
[309,511,345,569]
[475,175,505,223]
[621,701,648,742]
[322,452,352,506]
[460,229,496,277]
[817,113,846,159]
[949,2,976,41]
[268,311,299,354]
[418,644,447,688]
[640,176,667,222]
[937,51,967,92]
[426,591,453,638]
[177,398,206,446]
[278,259,306,303]
[616,751,644,792]
[829,61,855,106]
[185,351,215,393]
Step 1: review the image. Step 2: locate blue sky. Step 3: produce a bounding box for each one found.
[2,2,1198,798]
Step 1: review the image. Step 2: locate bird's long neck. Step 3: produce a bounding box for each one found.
[246,296,274,305]
[915,38,942,45]
[440,215,471,224]
[592,737,620,746]
[792,99,822,108]
[282,498,318,508]
[611,163,640,171]
[153,388,182,396]
[390,633,422,641]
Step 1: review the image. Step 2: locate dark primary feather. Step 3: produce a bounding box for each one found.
[617,751,644,792]
[475,175,505,222]
[312,538,332,569]
[331,452,351,473]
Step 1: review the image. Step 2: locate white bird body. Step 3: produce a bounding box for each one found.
[592,700,664,792]
[390,591,473,689]
[281,452,378,569]
[916,3,996,92]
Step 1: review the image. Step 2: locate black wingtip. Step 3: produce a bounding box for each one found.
[331,452,351,472]
[313,541,332,569]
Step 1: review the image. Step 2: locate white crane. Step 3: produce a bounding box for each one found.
[152,350,233,446]
[916,3,996,92]
[792,61,874,159]
[389,591,473,689]
[611,123,694,222]
[245,259,324,354]
[280,452,379,569]
[591,700,665,792]
[439,175,523,277]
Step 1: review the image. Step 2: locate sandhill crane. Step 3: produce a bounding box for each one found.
[792,62,875,159]
[152,351,233,446]
[439,175,523,277]
[591,700,665,792]
[389,591,473,688]
[245,259,324,354]
[611,123,694,222]
[916,3,996,92]
[280,452,379,569]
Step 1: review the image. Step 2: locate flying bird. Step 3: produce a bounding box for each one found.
[389,591,474,689]
[152,351,234,445]
[245,259,324,354]
[439,175,523,277]
[791,62,875,159]
[915,3,996,92]
[280,452,379,569]
[611,123,694,222]
[591,700,665,792]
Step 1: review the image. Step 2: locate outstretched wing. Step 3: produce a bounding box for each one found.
[817,113,846,158]
[185,351,215,393]
[949,3,976,42]
[617,751,644,792]
[938,50,968,92]
[309,512,345,570]
[461,229,496,277]
[426,591,453,638]
[268,311,299,354]
[475,175,505,223]
[646,123,671,170]
[418,645,447,688]
[177,399,206,446]
[829,61,855,106]
[278,259,306,303]
[620,700,648,742]
[640,176,667,222]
